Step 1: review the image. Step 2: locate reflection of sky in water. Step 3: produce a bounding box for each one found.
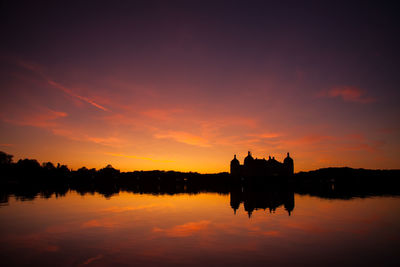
[0,192,399,266]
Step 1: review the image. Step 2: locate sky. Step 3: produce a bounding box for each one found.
[0,0,399,173]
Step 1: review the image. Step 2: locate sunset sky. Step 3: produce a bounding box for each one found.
[0,1,399,173]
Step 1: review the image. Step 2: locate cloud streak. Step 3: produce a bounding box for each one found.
[82,254,103,265]
[153,220,211,237]
[319,86,376,103]
[141,108,185,121]
[101,203,174,213]
[1,107,67,128]
[105,152,175,163]
[16,60,109,111]
[51,129,124,147]
[0,143,14,147]
[81,219,119,229]
[154,131,211,147]
[47,80,109,111]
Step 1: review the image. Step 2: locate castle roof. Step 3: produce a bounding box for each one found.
[231,155,239,165]
[284,152,293,163]
[244,151,254,164]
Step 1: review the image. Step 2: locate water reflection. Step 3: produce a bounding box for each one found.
[230,185,294,217]
[1,183,297,217]
[0,190,399,266]
[2,176,400,219]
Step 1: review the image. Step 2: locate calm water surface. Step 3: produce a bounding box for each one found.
[0,191,399,266]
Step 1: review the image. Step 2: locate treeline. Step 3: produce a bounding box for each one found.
[0,151,399,203]
[294,167,400,199]
[0,151,232,202]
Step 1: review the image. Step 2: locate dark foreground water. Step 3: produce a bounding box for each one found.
[0,191,399,266]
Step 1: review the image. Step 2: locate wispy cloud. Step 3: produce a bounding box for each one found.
[102,203,173,213]
[16,60,109,111]
[51,129,124,147]
[81,219,119,229]
[0,143,14,147]
[47,80,109,111]
[1,105,122,147]
[141,108,185,120]
[290,134,337,145]
[318,86,376,103]
[153,220,211,237]
[17,60,45,75]
[154,131,211,147]
[105,152,175,163]
[1,107,67,128]
[276,132,384,155]
[247,133,281,139]
[338,140,384,153]
[82,254,103,265]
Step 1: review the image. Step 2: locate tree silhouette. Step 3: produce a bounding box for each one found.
[0,151,13,165]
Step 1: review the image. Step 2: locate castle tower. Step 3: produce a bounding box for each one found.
[244,151,254,166]
[283,152,294,175]
[230,154,240,176]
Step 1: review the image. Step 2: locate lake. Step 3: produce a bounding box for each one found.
[0,191,399,266]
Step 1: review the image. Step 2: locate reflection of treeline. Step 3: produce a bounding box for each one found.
[294,167,400,199]
[0,151,231,202]
[0,151,399,204]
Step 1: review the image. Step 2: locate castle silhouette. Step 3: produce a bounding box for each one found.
[230,151,294,177]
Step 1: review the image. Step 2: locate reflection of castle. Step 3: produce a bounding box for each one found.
[230,151,294,177]
[230,187,295,217]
